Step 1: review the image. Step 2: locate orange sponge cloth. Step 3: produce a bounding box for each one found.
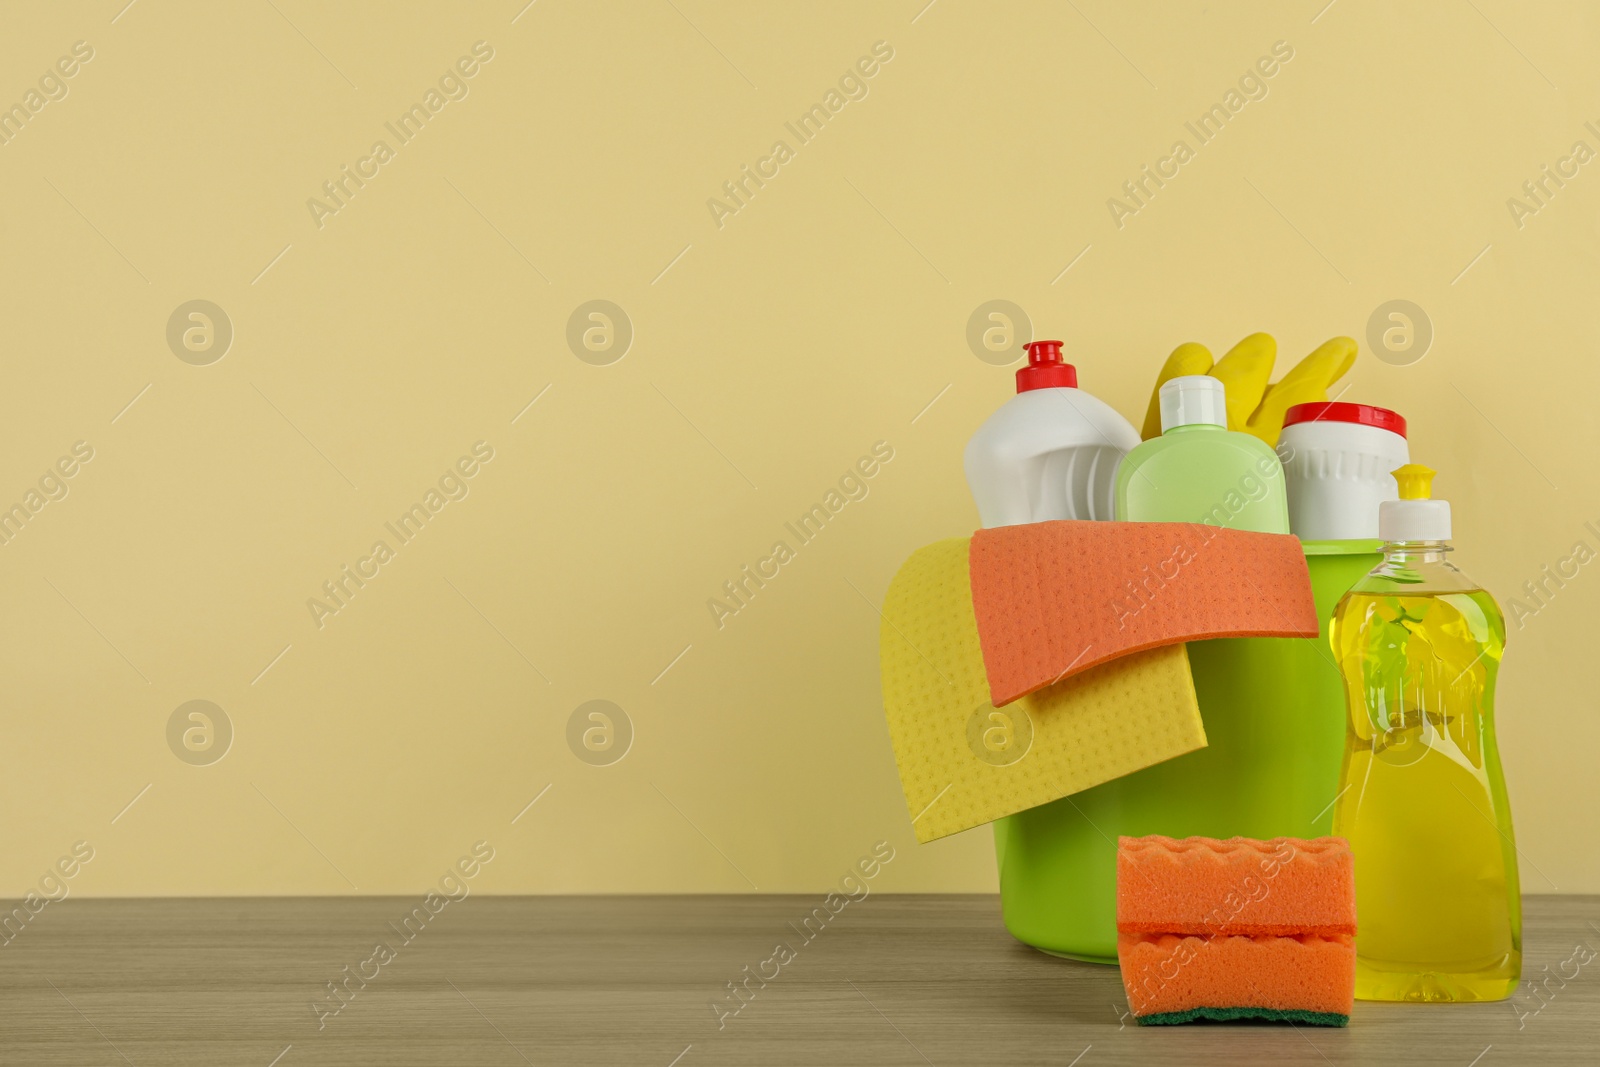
[1116,835,1356,1026]
[969,521,1318,706]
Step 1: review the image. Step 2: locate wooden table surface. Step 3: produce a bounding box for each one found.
[1,894,1595,1065]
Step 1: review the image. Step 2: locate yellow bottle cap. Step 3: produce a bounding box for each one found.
[1392,463,1436,501]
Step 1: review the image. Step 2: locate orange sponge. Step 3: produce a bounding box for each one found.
[1116,835,1356,1026]
[1117,933,1355,1025]
[1118,835,1355,938]
[969,521,1318,706]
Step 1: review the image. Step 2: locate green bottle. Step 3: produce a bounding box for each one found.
[1114,375,1289,532]
[995,376,1322,962]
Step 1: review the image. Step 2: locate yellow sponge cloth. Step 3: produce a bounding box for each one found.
[880,537,1206,843]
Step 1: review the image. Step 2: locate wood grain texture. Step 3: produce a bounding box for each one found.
[0,894,1595,1065]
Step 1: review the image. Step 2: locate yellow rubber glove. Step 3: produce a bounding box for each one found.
[1139,334,1358,445]
[1208,333,1276,433]
[1242,336,1357,444]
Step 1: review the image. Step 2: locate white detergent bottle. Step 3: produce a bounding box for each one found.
[965,337,1140,960]
[964,340,1141,527]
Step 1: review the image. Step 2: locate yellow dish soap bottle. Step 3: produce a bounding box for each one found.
[1331,464,1521,1002]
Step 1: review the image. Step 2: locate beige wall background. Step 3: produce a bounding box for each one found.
[1,0,1596,897]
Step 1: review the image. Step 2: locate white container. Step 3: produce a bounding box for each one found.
[1276,402,1410,541]
[964,340,1141,527]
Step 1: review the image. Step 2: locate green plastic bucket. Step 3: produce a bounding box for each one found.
[993,540,1380,961]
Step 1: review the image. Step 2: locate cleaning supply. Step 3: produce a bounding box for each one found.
[880,522,1322,844]
[968,520,1318,706]
[1137,334,1358,445]
[1116,835,1356,1026]
[994,374,1319,962]
[1116,375,1289,532]
[964,339,1140,527]
[878,536,1204,844]
[1278,402,1410,540]
[961,335,1142,930]
[1331,464,1521,1002]
[1242,336,1359,446]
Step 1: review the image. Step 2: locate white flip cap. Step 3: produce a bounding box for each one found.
[1379,463,1451,541]
[1379,498,1451,541]
[1159,375,1227,432]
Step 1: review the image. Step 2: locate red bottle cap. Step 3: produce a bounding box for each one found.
[1283,401,1406,439]
[1016,340,1079,392]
